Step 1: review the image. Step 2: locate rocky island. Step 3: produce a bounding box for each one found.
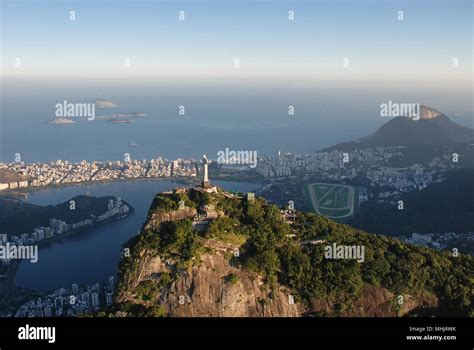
[94,98,117,108]
[48,117,75,125]
[106,118,133,124]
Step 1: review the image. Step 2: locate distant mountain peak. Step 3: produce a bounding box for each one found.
[324,105,474,151]
[418,105,444,120]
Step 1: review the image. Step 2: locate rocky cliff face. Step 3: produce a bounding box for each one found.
[144,207,197,230]
[308,284,437,317]
[114,190,448,318]
[116,236,437,317]
[118,241,302,317]
[418,105,443,120]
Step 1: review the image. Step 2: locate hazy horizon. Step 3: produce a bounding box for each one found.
[1,0,472,163]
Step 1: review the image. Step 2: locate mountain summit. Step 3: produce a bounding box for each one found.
[111,186,473,317]
[325,105,474,151]
[417,105,444,120]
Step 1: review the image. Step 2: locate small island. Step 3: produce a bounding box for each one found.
[107,118,133,124]
[48,117,75,125]
[97,112,147,120]
[94,99,117,108]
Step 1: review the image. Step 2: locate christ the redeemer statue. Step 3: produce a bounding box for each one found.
[202,155,210,188]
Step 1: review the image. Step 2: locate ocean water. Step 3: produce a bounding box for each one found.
[2,79,471,164]
[0,79,401,164]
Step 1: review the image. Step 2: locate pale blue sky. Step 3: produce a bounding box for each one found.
[0,0,471,85]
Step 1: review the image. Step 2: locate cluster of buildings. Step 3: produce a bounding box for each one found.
[404,232,474,253]
[0,157,198,190]
[253,147,459,199]
[98,197,130,221]
[1,197,129,265]
[255,147,404,179]
[365,155,457,200]
[1,147,457,196]
[13,277,115,317]
[0,179,28,191]
[0,168,29,190]
[367,165,441,194]
[255,147,457,186]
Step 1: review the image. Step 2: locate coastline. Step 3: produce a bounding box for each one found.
[33,206,135,249]
[0,204,134,316]
[0,259,42,315]
[0,176,197,197]
[0,175,263,198]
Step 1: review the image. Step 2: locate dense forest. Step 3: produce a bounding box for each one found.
[115,187,474,317]
[349,168,474,236]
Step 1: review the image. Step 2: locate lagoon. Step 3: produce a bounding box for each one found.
[14,179,259,291]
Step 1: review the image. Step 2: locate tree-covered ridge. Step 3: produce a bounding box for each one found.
[114,187,474,317]
[349,168,474,235]
[282,213,473,316]
[147,188,211,215]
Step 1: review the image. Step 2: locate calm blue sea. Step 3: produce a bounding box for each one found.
[1,80,404,163]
